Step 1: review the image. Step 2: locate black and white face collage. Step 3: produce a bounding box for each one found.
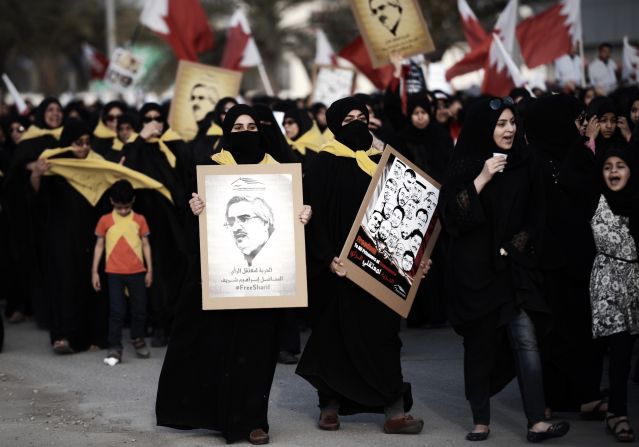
[367,159,438,274]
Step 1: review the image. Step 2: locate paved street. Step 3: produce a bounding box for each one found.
[0,320,634,446]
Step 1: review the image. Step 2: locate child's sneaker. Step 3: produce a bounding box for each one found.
[104,350,122,366]
[132,338,150,358]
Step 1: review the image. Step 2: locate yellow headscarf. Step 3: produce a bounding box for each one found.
[211,149,278,165]
[40,148,173,205]
[21,125,63,142]
[287,123,326,156]
[319,139,379,177]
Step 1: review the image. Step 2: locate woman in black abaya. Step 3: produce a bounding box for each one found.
[91,100,127,157]
[282,107,325,171]
[156,105,310,445]
[296,97,425,435]
[439,97,569,442]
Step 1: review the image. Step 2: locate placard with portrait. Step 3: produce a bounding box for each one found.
[169,61,243,141]
[348,0,436,68]
[197,163,307,310]
[310,65,356,107]
[339,147,441,317]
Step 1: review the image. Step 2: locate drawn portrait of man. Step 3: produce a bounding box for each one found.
[368,0,403,36]
[366,209,385,235]
[190,83,219,124]
[224,195,274,267]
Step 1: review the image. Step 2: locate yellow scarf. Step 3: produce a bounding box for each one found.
[112,132,139,151]
[320,139,379,177]
[322,127,334,141]
[41,147,173,205]
[146,128,181,168]
[211,149,278,165]
[21,125,63,142]
[206,123,223,136]
[287,123,325,156]
[93,120,117,139]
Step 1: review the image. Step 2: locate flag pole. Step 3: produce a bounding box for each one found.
[257,63,275,96]
[105,0,117,57]
[579,39,586,87]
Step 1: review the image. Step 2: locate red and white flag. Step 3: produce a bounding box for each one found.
[315,29,338,66]
[140,0,214,62]
[623,36,639,83]
[516,0,581,68]
[482,33,527,97]
[1,73,28,115]
[338,36,394,90]
[457,0,489,50]
[446,0,518,81]
[220,10,263,70]
[82,43,109,80]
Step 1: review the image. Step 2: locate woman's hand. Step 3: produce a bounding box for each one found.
[420,258,433,278]
[474,156,508,193]
[189,192,205,216]
[140,121,163,140]
[329,257,346,277]
[618,116,632,142]
[585,116,600,141]
[299,205,312,225]
[389,51,404,78]
[32,158,51,176]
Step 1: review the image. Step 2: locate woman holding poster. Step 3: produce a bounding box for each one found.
[296,96,426,435]
[439,97,570,442]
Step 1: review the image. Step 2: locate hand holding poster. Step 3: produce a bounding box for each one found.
[169,61,243,141]
[310,65,356,107]
[348,0,436,68]
[197,163,307,310]
[339,147,441,317]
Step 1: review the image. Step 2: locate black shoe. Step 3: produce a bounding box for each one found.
[527,421,570,443]
[277,351,298,365]
[466,429,490,441]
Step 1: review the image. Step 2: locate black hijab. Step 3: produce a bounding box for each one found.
[213,97,238,126]
[59,118,90,147]
[525,94,582,161]
[283,108,312,140]
[587,96,624,157]
[601,147,639,246]
[310,102,327,132]
[326,97,372,151]
[220,104,265,164]
[34,97,62,129]
[101,100,127,125]
[253,104,297,163]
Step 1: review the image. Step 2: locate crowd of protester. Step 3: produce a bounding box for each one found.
[1,44,639,444]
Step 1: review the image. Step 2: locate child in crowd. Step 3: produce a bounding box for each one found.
[91,180,152,365]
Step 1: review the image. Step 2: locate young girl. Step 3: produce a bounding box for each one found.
[589,149,639,442]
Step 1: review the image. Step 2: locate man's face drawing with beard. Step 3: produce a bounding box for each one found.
[367,210,384,234]
[225,196,274,266]
[190,84,218,123]
[369,0,403,36]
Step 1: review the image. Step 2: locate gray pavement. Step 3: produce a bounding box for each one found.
[0,319,633,446]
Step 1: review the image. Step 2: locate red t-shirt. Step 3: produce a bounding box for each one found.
[95,210,150,274]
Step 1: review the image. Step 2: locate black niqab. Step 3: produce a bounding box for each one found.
[326,97,372,151]
[220,104,265,164]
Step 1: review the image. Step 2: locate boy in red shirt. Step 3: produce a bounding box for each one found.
[92,180,152,365]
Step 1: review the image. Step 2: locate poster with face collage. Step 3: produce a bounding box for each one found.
[340,148,441,317]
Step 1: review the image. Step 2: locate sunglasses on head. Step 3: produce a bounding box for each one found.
[105,114,120,122]
[143,115,163,124]
[489,96,515,111]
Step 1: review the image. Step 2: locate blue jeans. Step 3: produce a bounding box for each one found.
[107,273,147,350]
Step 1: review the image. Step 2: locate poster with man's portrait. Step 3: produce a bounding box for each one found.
[169,61,243,141]
[197,163,307,310]
[310,65,356,107]
[339,147,441,317]
[348,0,436,68]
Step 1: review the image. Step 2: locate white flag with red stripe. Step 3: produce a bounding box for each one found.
[221,10,263,70]
[446,0,518,81]
[457,0,489,50]
[516,0,581,69]
[482,33,527,97]
[315,29,338,66]
[82,43,109,80]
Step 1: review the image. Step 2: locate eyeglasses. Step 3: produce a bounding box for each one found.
[224,214,262,228]
[143,115,163,124]
[489,96,515,110]
[105,114,121,122]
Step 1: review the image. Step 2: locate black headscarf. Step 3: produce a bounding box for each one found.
[139,102,165,122]
[220,104,265,164]
[326,97,372,151]
[101,100,127,124]
[525,94,582,161]
[310,102,327,132]
[59,118,90,147]
[253,104,297,163]
[601,147,639,246]
[401,94,433,143]
[117,112,140,132]
[587,96,625,157]
[283,108,312,141]
[213,97,238,126]
[34,97,62,129]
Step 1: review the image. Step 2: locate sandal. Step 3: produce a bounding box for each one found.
[53,339,74,355]
[580,399,608,420]
[606,415,635,443]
